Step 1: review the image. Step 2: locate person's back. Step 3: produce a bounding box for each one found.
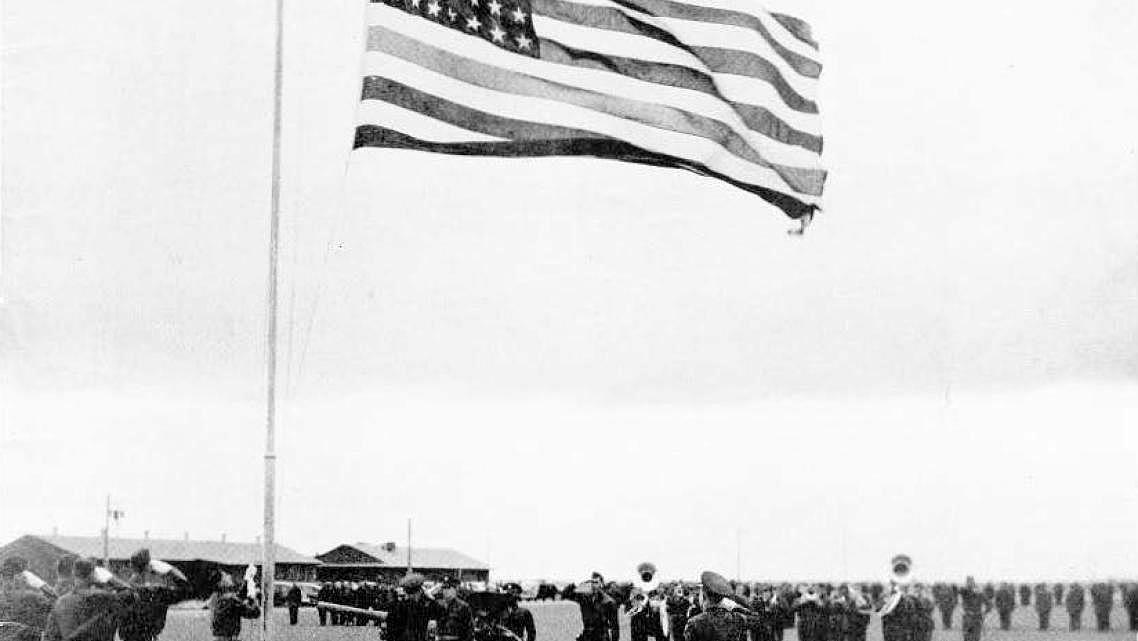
[210,593,261,639]
[42,587,130,641]
[0,587,53,631]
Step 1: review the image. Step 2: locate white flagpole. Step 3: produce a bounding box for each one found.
[262,0,285,634]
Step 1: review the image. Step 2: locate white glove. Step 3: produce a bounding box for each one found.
[720,598,738,611]
[150,559,175,575]
[93,567,115,584]
[21,571,47,589]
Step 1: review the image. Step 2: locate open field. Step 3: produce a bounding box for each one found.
[165,601,1136,641]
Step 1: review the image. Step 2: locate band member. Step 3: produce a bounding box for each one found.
[791,585,824,641]
[209,573,261,641]
[1032,583,1052,631]
[383,574,450,641]
[665,584,692,641]
[683,571,763,641]
[630,563,667,641]
[41,558,137,641]
[1089,582,1113,631]
[958,577,990,641]
[992,584,1014,631]
[1065,583,1085,631]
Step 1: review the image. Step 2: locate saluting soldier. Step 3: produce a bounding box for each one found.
[119,549,191,641]
[1065,583,1085,631]
[0,556,54,641]
[502,584,536,641]
[568,576,616,641]
[683,572,763,641]
[41,558,138,641]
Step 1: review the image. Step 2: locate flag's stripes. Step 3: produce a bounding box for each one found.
[360,78,608,141]
[355,126,819,218]
[769,12,817,50]
[361,48,821,203]
[596,0,819,78]
[367,18,821,170]
[529,0,817,108]
[537,39,822,152]
[532,16,815,116]
[362,97,511,143]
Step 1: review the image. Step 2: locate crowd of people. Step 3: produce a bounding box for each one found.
[5,549,1138,641]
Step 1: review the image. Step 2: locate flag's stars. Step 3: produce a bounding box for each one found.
[515,33,532,49]
[465,14,482,30]
[447,7,458,20]
[489,23,506,42]
[410,0,422,9]
[509,6,527,22]
[488,0,502,15]
[427,0,442,16]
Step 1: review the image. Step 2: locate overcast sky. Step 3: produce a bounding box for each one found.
[2,1,1137,583]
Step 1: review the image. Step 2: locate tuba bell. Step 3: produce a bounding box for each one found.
[890,554,912,585]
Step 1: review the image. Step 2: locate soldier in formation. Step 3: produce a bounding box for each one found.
[1032,582,1052,631]
[1018,584,1031,607]
[1065,582,1085,630]
[1090,582,1113,631]
[682,572,763,641]
[568,576,617,641]
[1124,582,1138,632]
[958,576,991,641]
[208,571,261,641]
[501,584,536,641]
[932,583,956,630]
[992,583,1015,631]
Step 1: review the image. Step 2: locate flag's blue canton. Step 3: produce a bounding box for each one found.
[375,0,540,58]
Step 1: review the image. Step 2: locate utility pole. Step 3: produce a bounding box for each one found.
[406,518,412,573]
[103,496,124,567]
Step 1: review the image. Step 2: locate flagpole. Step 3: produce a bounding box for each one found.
[262,0,285,634]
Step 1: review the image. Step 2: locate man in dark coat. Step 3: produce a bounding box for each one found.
[569,578,617,641]
[1032,583,1052,631]
[1018,584,1031,607]
[285,583,303,626]
[118,549,191,641]
[1052,583,1064,609]
[209,573,261,641]
[1065,583,1085,631]
[682,572,763,641]
[42,559,138,641]
[992,584,1015,631]
[0,557,54,641]
[1090,582,1113,632]
[502,586,536,641]
[1124,583,1138,632]
[933,583,956,630]
[959,577,991,641]
[436,577,473,641]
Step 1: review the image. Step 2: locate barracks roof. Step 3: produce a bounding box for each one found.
[15,534,320,566]
[318,542,490,570]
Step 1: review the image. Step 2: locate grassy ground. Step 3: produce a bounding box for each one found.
[165,601,1135,641]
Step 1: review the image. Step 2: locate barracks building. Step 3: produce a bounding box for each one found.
[316,541,490,583]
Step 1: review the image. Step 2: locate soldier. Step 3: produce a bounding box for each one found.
[665,584,692,641]
[118,549,191,641]
[958,576,991,641]
[502,587,536,641]
[1089,582,1113,632]
[1018,584,1031,608]
[682,571,763,641]
[1033,583,1052,631]
[791,585,824,641]
[630,564,667,641]
[932,583,956,630]
[41,558,137,641]
[381,574,449,641]
[845,585,871,641]
[1065,583,1085,631]
[1123,582,1138,632]
[209,572,261,641]
[912,584,935,641]
[1052,583,1064,608]
[992,584,1015,631]
[285,583,303,626]
[436,577,473,641]
[0,556,54,641]
[568,577,616,641]
[315,582,329,626]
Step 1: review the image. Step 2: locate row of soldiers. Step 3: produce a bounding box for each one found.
[0,550,262,641]
[316,581,399,626]
[931,580,1138,632]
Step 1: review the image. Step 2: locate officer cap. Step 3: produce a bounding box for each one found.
[400,573,426,590]
[637,562,657,575]
[700,571,733,599]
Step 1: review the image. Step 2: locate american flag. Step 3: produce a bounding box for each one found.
[354,0,825,219]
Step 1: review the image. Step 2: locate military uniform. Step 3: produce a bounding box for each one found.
[210,593,261,641]
[1124,583,1138,632]
[503,603,537,641]
[1064,583,1084,631]
[438,597,474,641]
[118,567,190,641]
[43,586,137,641]
[568,582,615,641]
[1089,583,1112,632]
[1032,584,1052,631]
[958,585,990,641]
[0,584,54,641]
[285,584,303,626]
[992,585,1014,631]
[683,572,763,641]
